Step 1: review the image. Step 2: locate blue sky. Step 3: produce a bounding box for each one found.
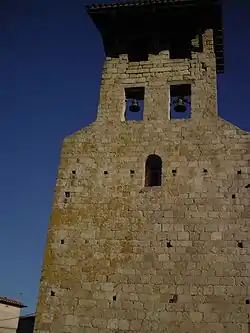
[0,0,249,315]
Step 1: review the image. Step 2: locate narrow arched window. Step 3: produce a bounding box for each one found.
[145,154,162,187]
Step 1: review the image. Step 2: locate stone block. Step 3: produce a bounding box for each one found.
[190,311,203,322]
[177,232,190,240]
[158,254,169,262]
[107,319,119,329]
[118,319,130,330]
[65,315,79,326]
[211,232,222,240]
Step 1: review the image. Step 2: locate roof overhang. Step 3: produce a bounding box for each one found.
[86,0,224,73]
[0,297,26,308]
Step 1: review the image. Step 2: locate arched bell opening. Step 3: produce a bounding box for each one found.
[145,154,162,187]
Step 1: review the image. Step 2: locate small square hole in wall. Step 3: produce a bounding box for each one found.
[104,171,108,175]
[72,170,76,175]
[170,84,191,119]
[172,169,177,176]
[65,191,70,198]
[130,170,135,175]
[167,241,173,248]
[237,170,242,175]
[124,87,144,121]
[60,239,64,244]
[237,241,243,249]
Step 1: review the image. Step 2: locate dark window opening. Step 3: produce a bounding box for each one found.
[246,299,250,304]
[113,295,117,301]
[237,170,242,175]
[124,87,144,121]
[60,240,64,244]
[203,169,208,174]
[172,169,177,176]
[65,191,70,198]
[169,37,191,59]
[130,170,135,175]
[245,184,250,189]
[51,291,55,296]
[170,84,191,119]
[104,171,108,175]
[72,170,76,175]
[232,194,236,199]
[145,154,162,187]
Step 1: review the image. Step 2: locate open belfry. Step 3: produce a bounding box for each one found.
[34,0,250,332]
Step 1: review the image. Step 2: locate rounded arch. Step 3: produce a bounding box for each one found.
[145,154,162,187]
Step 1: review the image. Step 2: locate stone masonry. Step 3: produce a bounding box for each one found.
[34,21,250,333]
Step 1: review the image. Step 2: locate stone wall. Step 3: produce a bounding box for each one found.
[97,29,217,122]
[34,29,250,333]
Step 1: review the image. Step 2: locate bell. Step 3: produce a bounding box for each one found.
[129,99,140,112]
[174,97,187,113]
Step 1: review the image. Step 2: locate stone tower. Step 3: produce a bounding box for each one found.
[34,1,250,333]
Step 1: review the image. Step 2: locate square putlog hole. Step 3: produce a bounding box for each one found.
[172,169,177,176]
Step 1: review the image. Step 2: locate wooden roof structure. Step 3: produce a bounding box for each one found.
[86,0,224,73]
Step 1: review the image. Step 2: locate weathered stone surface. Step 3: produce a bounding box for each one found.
[34,28,250,333]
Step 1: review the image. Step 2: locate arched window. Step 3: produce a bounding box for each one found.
[145,154,162,187]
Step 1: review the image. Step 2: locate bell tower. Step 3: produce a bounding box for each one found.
[87,0,224,123]
[34,1,250,333]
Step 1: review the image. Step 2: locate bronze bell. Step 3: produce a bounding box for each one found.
[174,97,187,113]
[129,99,140,112]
